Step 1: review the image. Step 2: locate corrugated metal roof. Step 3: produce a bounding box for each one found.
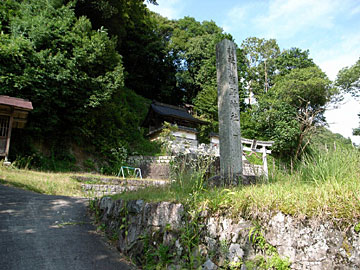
[0,96,33,110]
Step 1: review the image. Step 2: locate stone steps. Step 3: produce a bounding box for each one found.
[73,176,168,197]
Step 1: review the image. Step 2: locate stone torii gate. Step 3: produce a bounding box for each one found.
[241,138,274,179]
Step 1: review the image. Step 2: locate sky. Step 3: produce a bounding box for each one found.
[147,0,360,145]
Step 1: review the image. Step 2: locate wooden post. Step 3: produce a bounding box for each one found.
[5,112,14,161]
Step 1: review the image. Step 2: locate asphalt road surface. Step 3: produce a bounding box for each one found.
[0,184,135,270]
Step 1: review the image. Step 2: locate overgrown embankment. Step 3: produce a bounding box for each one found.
[112,146,360,226]
[92,145,360,269]
[94,197,360,270]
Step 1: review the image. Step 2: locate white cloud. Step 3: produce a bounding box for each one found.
[225,2,260,33]
[225,0,360,81]
[325,95,360,145]
[223,5,251,39]
[254,0,344,38]
[225,0,351,41]
[319,56,355,81]
[317,35,360,80]
[146,0,185,19]
[350,4,360,16]
[227,6,248,26]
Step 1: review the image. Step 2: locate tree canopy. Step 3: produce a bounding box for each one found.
[336,58,360,97]
[0,0,343,170]
[1,0,123,136]
[239,38,333,159]
[0,0,158,171]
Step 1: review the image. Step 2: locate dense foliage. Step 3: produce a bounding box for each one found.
[0,0,345,172]
[1,0,123,135]
[239,38,334,159]
[0,0,157,171]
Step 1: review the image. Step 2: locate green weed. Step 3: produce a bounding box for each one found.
[248,225,291,269]
[141,234,174,270]
[354,223,360,233]
[111,145,360,226]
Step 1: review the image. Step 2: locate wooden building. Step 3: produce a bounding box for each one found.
[142,101,206,148]
[0,96,33,160]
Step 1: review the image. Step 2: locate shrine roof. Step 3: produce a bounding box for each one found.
[0,96,33,110]
[147,101,206,125]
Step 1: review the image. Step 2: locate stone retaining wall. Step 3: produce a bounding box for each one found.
[127,156,173,164]
[74,176,168,197]
[96,197,360,269]
[127,155,264,180]
[127,156,172,179]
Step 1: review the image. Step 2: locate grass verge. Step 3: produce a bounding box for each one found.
[0,163,165,197]
[0,164,84,196]
[111,146,360,226]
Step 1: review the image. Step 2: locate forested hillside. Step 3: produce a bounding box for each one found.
[0,0,354,172]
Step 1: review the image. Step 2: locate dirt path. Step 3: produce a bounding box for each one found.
[0,184,135,270]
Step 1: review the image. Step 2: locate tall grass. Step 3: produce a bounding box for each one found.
[112,146,360,225]
[111,153,213,203]
[8,144,358,224]
[214,145,360,224]
[299,146,359,184]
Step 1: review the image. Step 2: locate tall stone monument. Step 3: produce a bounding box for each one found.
[216,39,242,185]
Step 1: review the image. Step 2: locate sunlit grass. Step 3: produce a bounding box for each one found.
[0,165,84,196]
[0,164,169,197]
[112,146,360,225]
[2,145,359,225]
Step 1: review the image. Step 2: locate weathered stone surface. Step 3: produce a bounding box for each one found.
[228,243,244,263]
[98,197,114,221]
[207,217,218,238]
[127,199,144,214]
[204,236,217,252]
[216,39,242,185]
[202,259,218,270]
[144,202,184,229]
[175,239,183,257]
[265,212,360,269]
[219,217,233,242]
[95,198,360,270]
[163,231,177,247]
[80,176,169,196]
[127,156,172,179]
[112,199,125,218]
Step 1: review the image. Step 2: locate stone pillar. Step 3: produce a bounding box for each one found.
[216,39,242,185]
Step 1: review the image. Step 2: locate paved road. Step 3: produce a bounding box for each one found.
[0,184,135,270]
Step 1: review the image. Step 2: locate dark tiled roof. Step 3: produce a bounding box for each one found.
[0,96,33,110]
[151,101,206,124]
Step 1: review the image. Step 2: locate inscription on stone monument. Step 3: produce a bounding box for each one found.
[216,39,242,185]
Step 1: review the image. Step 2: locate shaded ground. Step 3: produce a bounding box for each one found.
[0,184,135,270]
